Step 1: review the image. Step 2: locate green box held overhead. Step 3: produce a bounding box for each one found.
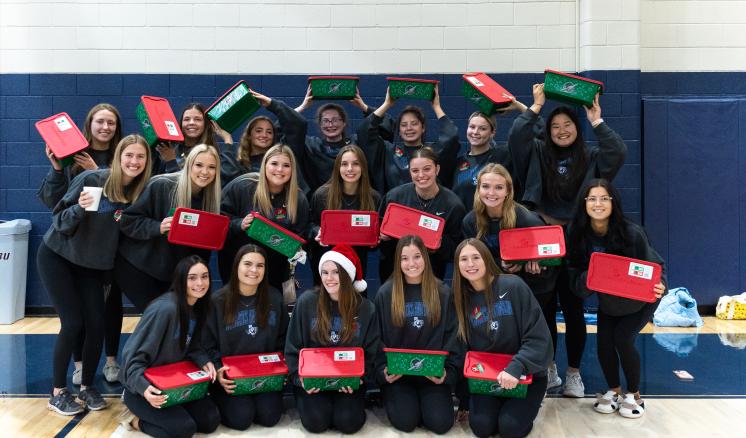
[387,77,439,101]
[461,73,514,115]
[543,69,604,108]
[308,76,359,100]
[207,81,261,133]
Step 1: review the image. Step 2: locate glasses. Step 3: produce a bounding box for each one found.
[320,118,343,126]
[585,196,613,204]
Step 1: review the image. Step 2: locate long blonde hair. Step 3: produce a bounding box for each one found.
[253,144,299,222]
[390,235,441,327]
[324,144,376,211]
[473,163,521,238]
[172,144,221,213]
[103,134,152,204]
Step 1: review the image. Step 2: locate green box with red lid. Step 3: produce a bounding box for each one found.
[136,96,184,146]
[387,77,439,101]
[384,348,448,377]
[35,112,88,168]
[246,211,307,259]
[499,225,566,267]
[299,347,364,392]
[144,361,211,408]
[463,351,533,398]
[462,73,514,115]
[308,76,359,100]
[543,69,604,108]
[207,80,261,133]
[222,352,288,395]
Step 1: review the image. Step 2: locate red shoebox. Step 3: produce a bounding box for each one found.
[320,210,379,246]
[137,96,184,146]
[35,112,88,167]
[222,352,288,395]
[463,351,532,384]
[499,225,566,262]
[462,73,514,114]
[167,207,230,250]
[144,361,211,408]
[299,347,365,391]
[380,203,444,250]
[586,252,661,303]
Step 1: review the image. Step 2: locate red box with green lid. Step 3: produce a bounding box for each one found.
[222,352,288,396]
[387,77,439,101]
[35,112,88,168]
[586,252,661,303]
[246,211,307,259]
[320,210,379,246]
[299,347,364,392]
[463,351,533,398]
[136,96,184,146]
[144,361,211,408]
[499,225,566,267]
[308,76,359,100]
[543,70,604,108]
[206,81,261,133]
[384,348,448,377]
[381,203,444,250]
[461,73,514,115]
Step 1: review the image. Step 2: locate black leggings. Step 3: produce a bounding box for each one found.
[114,254,171,312]
[597,302,658,393]
[533,291,558,360]
[557,267,586,368]
[294,385,366,434]
[37,243,106,388]
[123,389,220,438]
[210,383,283,430]
[73,281,123,362]
[381,376,454,434]
[468,375,548,438]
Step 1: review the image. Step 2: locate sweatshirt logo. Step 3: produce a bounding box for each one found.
[394,147,404,158]
[247,324,258,337]
[490,320,500,331]
[459,161,470,171]
[273,207,287,221]
[412,316,424,329]
[330,331,340,344]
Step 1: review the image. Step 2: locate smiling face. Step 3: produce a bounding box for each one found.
[250,119,274,151]
[409,157,439,191]
[237,251,265,290]
[466,115,494,148]
[186,263,210,305]
[120,143,148,181]
[339,151,362,184]
[320,260,341,300]
[458,244,487,284]
[478,172,509,210]
[585,186,613,223]
[399,112,425,146]
[189,151,217,190]
[182,108,206,141]
[549,113,578,147]
[90,109,118,146]
[319,108,346,142]
[264,153,292,192]
[400,244,425,284]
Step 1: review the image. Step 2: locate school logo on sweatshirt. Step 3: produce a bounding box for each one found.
[273,207,287,221]
[394,147,404,158]
[459,161,470,171]
[225,309,278,333]
[313,316,361,344]
[247,324,258,336]
[412,316,424,329]
[406,301,426,329]
[469,302,513,328]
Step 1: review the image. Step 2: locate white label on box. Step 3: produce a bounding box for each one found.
[351,215,370,227]
[178,212,200,227]
[165,121,179,136]
[537,243,560,256]
[334,350,356,361]
[259,354,281,363]
[54,116,73,132]
[467,76,485,88]
[418,215,441,232]
[187,370,209,380]
[628,262,653,280]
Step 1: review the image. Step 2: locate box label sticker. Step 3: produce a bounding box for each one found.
[537,243,561,256]
[466,76,485,88]
[178,212,200,227]
[259,354,281,363]
[418,215,440,232]
[628,262,653,280]
[334,350,356,361]
[351,215,371,227]
[165,121,179,136]
[187,370,209,380]
[54,116,73,132]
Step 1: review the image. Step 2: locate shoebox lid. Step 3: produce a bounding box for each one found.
[380,203,444,250]
[35,112,88,165]
[167,207,230,250]
[136,96,184,146]
[144,360,211,390]
[499,225,566,262]
[463,351,532,384]
[298,347,365,378]
[223,352,288,379]
[245,211,307,258]
[462,73,514,114]
[320,210,379,246]
[586,252,661,303]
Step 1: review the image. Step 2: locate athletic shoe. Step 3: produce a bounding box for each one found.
[77,388,108,411]
[563,371,585,398]
[593,390,620,414]
[48,389,84,416]
[547,363,562,389]
[103,361,120,383]
[619,393,645,418]
[72,367,82,386]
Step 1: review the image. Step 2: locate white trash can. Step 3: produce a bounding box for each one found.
[0,219,32,324]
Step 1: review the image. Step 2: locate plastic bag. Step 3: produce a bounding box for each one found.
[653,333,699,357]
[716,292,746,320]
[653,287,704,327]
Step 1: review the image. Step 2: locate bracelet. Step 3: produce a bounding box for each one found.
[591,118,604,128]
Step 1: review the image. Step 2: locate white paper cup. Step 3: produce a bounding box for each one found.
[83,186,103,212]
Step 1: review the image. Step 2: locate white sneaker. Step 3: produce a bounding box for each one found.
[547,363,562,389]
[593,390,620,414]
[619,393,645,418]
[563,372,585,398]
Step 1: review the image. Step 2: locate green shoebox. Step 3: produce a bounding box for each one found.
[223,352,288,395]
[245,212,307,259]
[309,76,359,100]
[387,77,438,101]
[463,351,532,399]
[384,348,447,377]
[299,347,364,392]
[144,361,211,408]
[543,69,604,108]
[135,96,184,147]
[207,81,261,133]
[461,73,514,115]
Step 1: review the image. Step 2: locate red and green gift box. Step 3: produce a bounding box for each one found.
[222,352,288,395]
[387,77,438,101]
[499,225,565,267]
[144,361,211,408]
[463,351,532,399]
[246,211,307,259]
[308,76,359,100]
[299,347,364,392]
[587,252,662,303]
[207,81,261,133]
[543,69,604,108]
[35,112,88,168]
[136,96,184,146]
[462,73,514,115]
[384,348,448,377]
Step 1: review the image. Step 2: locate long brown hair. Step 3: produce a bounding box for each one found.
[102,134,152,204]
[473,163,521,238]
[180,103,216,147]
[237,116,274,170]
[324,144,376,211]
[253,144,300,222]
[223,244,270,328]
[74,103,122,177]
[452,238,502,343]
[390,235,441,327]
[313,262,362,345]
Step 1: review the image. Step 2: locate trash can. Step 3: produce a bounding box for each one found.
[0,219,32,324]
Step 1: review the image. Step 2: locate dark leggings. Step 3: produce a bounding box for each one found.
[597,302,658,393]
[114,253,170,312]
[556,267,586,368]
[123,389,220,438]
[210,383,283,430]
[381,376,454,434]
[468,375,548,438]
[294,385,366,434]
[73,281,123,362]
[533,291,558,360]
[37,243,106,388]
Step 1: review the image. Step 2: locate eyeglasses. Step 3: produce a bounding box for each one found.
[585,196,613,203]
[320,118,343,126]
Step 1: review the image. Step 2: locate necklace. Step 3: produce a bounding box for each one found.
[341,193,357,209]
[416,193,434,211]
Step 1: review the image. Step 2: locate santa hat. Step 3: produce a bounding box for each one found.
[318,244,367,293]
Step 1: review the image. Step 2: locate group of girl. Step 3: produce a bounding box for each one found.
[36,81,666,437]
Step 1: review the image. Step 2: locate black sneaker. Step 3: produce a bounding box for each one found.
[48,389,84,416]
[77,388,108,411]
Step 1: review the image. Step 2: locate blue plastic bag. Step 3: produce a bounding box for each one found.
[653,287,704,327]
[653,333,699,357]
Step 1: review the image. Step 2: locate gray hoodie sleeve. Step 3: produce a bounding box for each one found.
[38,168,69,210]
